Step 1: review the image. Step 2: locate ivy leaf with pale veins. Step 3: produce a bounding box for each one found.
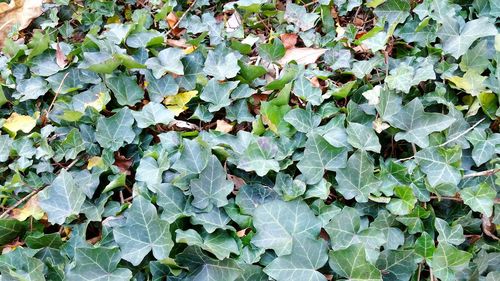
[437,17,497,59]
[39,169,86,225]
[429,243,472,281]
[113,196,173,266]
[203,44,241,80]
[293,76,322,106]
[284,108,321,133]
[297,133,347,185]
[95,108,136,151]
[200,79,239,112]
[335,151,381,203]
[263,236,328,281]
[415,146,461,187]
[131,102,175,128]
[386,186,417,216]
[172,138,211,174]
[145,48,185,78]
[329,245,382,281]
[237,137,280,177]
[465,128,500,166]
[106,74,144,106]
[389,98,455,148]
[435,218,465,245]
[190,155,234,210]
[66,247,132,281]
[460,183,496,216]
[375,250,419,281]
[346,122,381,153]
[13,77,50,102]
[176,246,241,281]
[252,200,321,256]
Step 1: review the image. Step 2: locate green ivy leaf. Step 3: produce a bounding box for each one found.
[145,48,185,78]
[335,151,380,202]
[429,243,472,281]
[460,183,496,216]
[113,196,173,266]
[106,74,144,106]
[203,45,241,80]
[66,247,132,281]
[131,102,175,128]
[39,170,86,224]
[329,245,382,281]
[95,108,136,151]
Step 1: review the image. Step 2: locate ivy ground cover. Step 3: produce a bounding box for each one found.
[0,0,499,280]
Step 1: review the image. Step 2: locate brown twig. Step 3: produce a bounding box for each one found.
[46,71,70,118]
[463,168,500,178]
[165,0,197,38]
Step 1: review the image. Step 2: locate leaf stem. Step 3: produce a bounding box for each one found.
[439,117,485,147]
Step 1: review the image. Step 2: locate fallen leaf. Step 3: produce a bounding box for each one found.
[2,112,37,135]
[215,120,233,133]
[226,11,241,33]
[1,238,24,254]
[280,33,298,49]
[11,194,44,221]
[55,42,67,68]
[373,117,390,133]
[166,12,183,36]
[114,152,132,175]
[87,156,105,170]
[0,0,44,47]
[278,47,327,65]
[362,85,381,105]
[163,90,198,116]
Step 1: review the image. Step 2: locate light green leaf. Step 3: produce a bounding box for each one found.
[106,74,144,106]
[293,76,322,106]
[460,183,496,216]
[329,245,382,281]
[438,17,497,58]
[415,232,435,259]
[176,229,239,260]
[324,206,386,251]
[264,236,328,281]
[284,3,319,31]
[415,146,461,187]
[257,38,285,62]
[284,108,321,133]
[113,196,173,266]
[374,0,410,24]
[465,128,500,166]
[385,59,435,93]
[66,247,132,281]
[297,133,347,185]
[335,151,380,202]
[200,79,239,112]
[145,48,185,78]
[237,137,280,177]
[172,138,211,174]
[13,77,50,102]
[39,170,86,225]
[390,98,455,148]
[131,102,175,128]
[95,108,136,151]
[203,45,241,80]
[252,200,321,256]
[435,218,465,246]
[190,155,234,209]
[347,122,381,153]
[386,186,417,216]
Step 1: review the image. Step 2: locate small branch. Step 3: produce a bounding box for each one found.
[0,157,80,219]
[0,188,40,219]
[439,118,485,147]
[46,72,70,118]
[463,168,500,178]
[165,0,197,37]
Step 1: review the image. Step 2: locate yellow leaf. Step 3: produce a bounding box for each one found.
[3,112,37,135]
[163,91,198,116]
[183,45,197,54]
[11,194,44,221]
[87,156,105,170]
[84,92,108,111]
[447,71,488,96]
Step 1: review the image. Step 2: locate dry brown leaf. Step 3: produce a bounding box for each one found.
[55,42,67,68]
[11,194,44,221]
[166,12,183,36]
[280,33,298,49]
[278,47,327,65]
[215,120,233,133]
[0,0,44,47]
[114,152,132,175]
